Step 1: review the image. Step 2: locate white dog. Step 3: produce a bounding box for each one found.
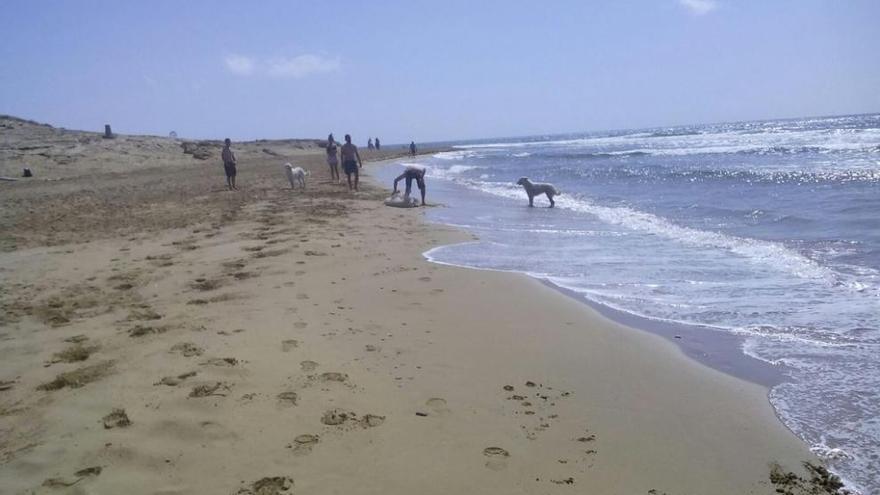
[516,177,559,207]
[284,163,309,189]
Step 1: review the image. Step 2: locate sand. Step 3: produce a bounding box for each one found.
[0,117,835,494]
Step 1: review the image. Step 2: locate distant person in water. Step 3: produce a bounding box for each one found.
[392,165,427,206]
[368,138,374,150]
[326,133,340,182]
[409,141,417,156]
[340,134,363,191]
[375,137,381,150]
[221,138,237,190]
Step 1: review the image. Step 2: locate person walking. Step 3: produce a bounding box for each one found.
[221,138,237,190]
[409,141,417,156]
[375,137,381,150]
[340,134,363,191]
[326,133,340,182]
[367,138,374,150]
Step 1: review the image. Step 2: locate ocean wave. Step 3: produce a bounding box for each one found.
[558,164,880,185]
[433,150,476,160]
[426,164,484,180]
[455,121,880,158]
[428,176,875,294]
[647,129,703,138]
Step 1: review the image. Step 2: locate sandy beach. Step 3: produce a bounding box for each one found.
[0,117,839,494]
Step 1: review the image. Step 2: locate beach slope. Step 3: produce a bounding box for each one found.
[0,119,828,494]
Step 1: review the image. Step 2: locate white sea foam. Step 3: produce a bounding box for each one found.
[456,125,880,157]
[433,150,476,160]
[435,176,869,292]
[447,165,478,174]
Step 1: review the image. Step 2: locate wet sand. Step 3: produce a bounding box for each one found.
[0,117,834,494]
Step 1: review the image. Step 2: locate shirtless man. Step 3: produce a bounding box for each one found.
[221,138,237,190]
[340,134,363,191]
[392,165,427,206]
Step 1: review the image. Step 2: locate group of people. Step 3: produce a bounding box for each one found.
[367,137,381,150]
[220,135,426,205]
[325,133,363,191]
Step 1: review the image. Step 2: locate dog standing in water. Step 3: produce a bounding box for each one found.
[516,177,559,207]
[284,163,309,189]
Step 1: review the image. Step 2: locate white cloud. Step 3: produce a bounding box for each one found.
[224,54,256,76]
[678,0,718,15]
[267,54,341,78]
[224,53,340,78]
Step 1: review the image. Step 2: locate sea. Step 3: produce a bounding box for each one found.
[377,113,880,493]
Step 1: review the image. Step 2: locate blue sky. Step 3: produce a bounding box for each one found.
[1,0,878,143]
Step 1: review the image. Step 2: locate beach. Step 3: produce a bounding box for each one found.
[0,118,834,494]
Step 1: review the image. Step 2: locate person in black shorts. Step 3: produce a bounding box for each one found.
[221,138,237,190]
[340,134,362,191]
[392,165,427,206]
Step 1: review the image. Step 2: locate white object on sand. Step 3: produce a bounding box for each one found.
[284,163,308,189]
[384,192,419,208]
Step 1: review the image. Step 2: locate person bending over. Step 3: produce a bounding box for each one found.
[340,134,362,191]
[393,165,427,206]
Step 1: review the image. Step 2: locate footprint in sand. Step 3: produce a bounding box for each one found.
[170,342,204,357]
[235,476,294,495]
[289,434,319,456]
[277,392,298,406]
[296,293,309,300]
[188,382,229,398]
[42,466,103,488]
[483,447,510,471]
[319,372,347,382]
[154,371,197,386]
[359,414,385,428]
[200,357,239,367]
[300,360,319,372]
[321,409,350,426]
[102,408,131,429]
[293,321,307,329]
[426,398,450,415]
[222,260,247,271]
[281,339,299,352]
[190,278,224,291]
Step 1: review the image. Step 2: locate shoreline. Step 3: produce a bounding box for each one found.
[373,159,788,389]
[0,134,832,494]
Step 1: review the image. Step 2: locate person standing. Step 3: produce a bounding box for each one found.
[221,138,237,190]
[375,137,381,150]
[340,134,363,191]
[409,141,417,156]
[326,133,340,182]
[368,137,374,150]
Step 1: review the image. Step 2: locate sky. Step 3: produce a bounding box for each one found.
[1,0,878,144]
